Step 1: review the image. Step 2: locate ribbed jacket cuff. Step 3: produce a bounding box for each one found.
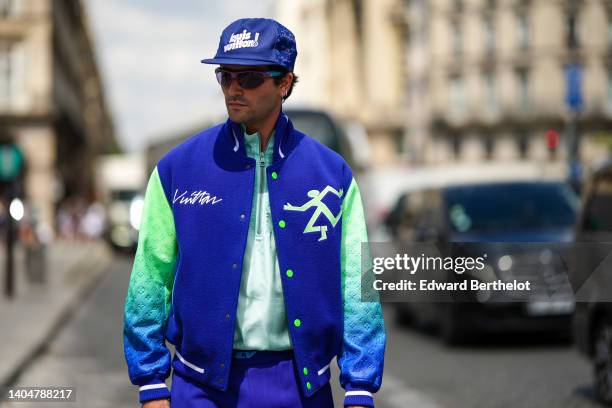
[344,384,375,407]
[137,377,170,403]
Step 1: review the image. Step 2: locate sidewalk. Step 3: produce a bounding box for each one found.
[0,240,113,387]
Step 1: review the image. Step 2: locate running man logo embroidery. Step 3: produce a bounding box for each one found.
[283,185,343,241]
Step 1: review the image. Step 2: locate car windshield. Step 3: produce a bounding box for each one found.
[111,190,139,202]
[583,172,612,232]
[284,111,340,153]
[444,182,579,233]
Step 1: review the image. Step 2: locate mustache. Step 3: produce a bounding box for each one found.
[226,97,248,105]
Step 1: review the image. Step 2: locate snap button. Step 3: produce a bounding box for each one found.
[303,367,308,375]
[306,381,312,390]
[271,171,278,179]
[293,319,301,327]
[278,220,286,228]
[225,313,231,320]
[240,214,246,220]
[286,269,294,278]
[232,263,238,269]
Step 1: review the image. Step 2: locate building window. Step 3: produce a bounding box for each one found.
[484,18,495,54]
[484,71,497,113]
[352,0,364,43]
[517,132,529,159]
[517,12,530,51]
[0,42,12,109]
[451,134,462,159]
[449,75,465,115]
[394,129,405,155]
[608,14,612,50]
[483,135,494,160]
[607,67,612,112]
[517,68,530,110]
[451,20,463,56]
[0,0,18,18]
[454,0,464,13]
[566,10,579,49]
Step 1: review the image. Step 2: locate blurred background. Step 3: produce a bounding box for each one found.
[0,0,612,407]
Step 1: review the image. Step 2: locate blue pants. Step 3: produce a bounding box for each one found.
[170,350,335,407]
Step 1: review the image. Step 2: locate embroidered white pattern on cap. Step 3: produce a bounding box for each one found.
[224,30,260,52]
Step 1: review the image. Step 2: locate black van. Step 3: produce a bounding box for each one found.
[392,181,579,344]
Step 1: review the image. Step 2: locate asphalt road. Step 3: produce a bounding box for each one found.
[3,255,608,408]
[3,255,137,408]
[374,309,603,408]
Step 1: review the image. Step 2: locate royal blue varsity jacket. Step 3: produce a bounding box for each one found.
[123,110,386,407]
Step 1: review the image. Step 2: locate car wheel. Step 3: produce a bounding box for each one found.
[440,305,469,345]
[594,319,612,405]
[395,304,413,327]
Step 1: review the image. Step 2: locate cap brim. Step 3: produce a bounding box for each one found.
[200,57,282,67]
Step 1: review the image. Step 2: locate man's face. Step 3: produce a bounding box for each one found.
[218,64,289,126]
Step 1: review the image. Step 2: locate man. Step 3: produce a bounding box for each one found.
[123,18,385,408]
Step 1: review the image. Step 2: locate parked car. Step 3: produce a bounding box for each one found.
[372,162,566,242]
[572,159,612,405]
[96,154,146,252]
[383,191,411,240]
[283,108,370,173]
[393,181,579,344]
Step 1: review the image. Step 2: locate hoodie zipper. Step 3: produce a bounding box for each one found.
[257,150,265,236]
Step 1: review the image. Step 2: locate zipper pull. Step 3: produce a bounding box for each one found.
[259,151,265,166]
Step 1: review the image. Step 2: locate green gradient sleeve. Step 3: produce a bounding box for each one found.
[338,177,386,398]
[123,166,178,388]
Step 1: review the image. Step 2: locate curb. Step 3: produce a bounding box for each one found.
[0,243,113,389]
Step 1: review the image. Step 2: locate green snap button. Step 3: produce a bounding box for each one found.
[286,269,294,278]
[271,171,278,179]
[306,381,312,390]
[278,220,286,228]
[303,367,308,375]
[293,318,301,327]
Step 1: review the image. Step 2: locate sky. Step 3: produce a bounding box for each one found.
[83,0,276,152]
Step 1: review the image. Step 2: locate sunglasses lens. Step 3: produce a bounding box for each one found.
[237,72,265,89]
[215,70,270,89]
[216,71,232,87]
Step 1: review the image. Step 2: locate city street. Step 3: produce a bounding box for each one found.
[373,312,600,408]
[3,254,137,408]
[1,253,606,408]
[1,1,611,407]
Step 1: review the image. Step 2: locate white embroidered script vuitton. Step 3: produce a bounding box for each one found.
[173,189,223,206]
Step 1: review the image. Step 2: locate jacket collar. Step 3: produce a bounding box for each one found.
[223,109,295,165]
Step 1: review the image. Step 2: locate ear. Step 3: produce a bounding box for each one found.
[281,72,294,95]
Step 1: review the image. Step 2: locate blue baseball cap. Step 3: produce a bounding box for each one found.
[201,18,297,71]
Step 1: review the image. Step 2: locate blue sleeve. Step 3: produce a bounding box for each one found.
[123,167,177,403]
[337,176,386,408]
